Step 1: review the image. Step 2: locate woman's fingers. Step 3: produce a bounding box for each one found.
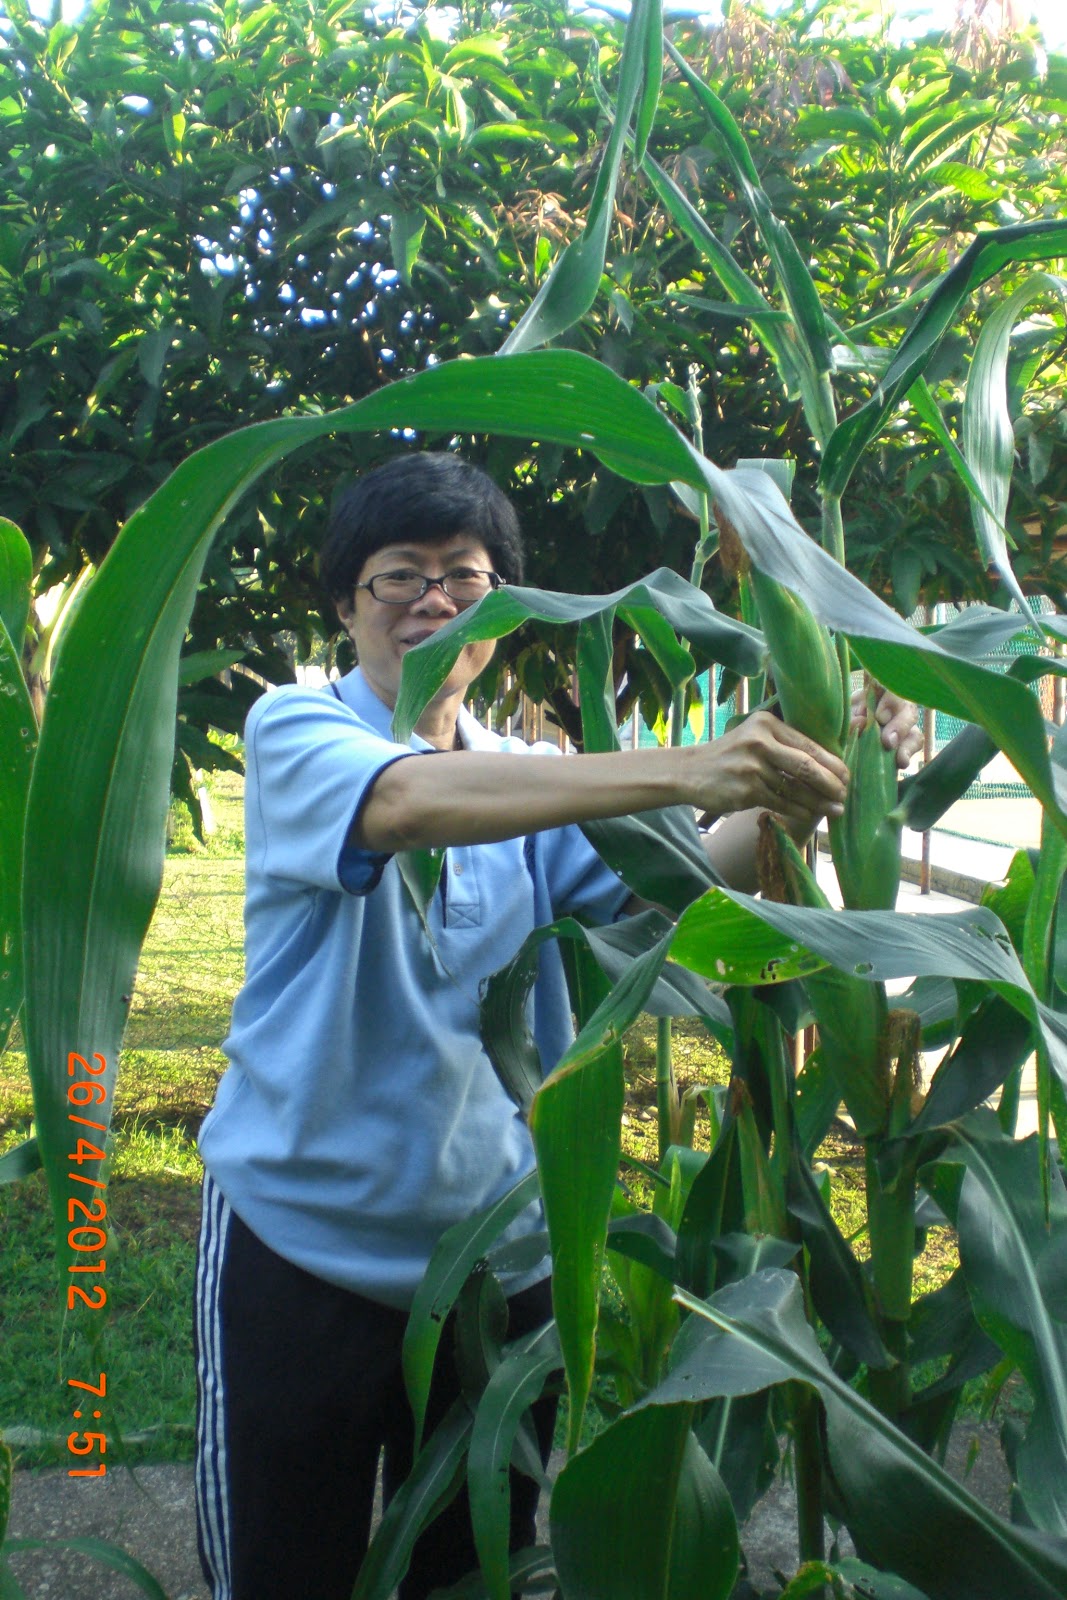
[851,683,923,769]
[768,719,850,802]
[873,690,924,767]
[704,713,848,819]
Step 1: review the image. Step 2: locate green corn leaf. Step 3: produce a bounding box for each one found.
[500,0,659,353]
[606,1211,678,1282]
[352,1400,473,1600]
[394,849,446,947]
[666,887,1067,1101]
[925,1120,1067,1537]
[963,274,1067,626]
[794,1045,843,1161]
[786,1144,890,1370]
[428,1546,556,1600]
[712,465,1067,834]
[906,997,1034,1137]
[907,1267,999,1394]
[631,0,662,164]
[578,916,730,1027]
[453,1271,510,1410]
[530,934,676,1452]
[0,1537,168,1599]
[820,219,1067,499]
[480,913,727,1118]
[665,1271,1067,1600]
[895,723,996,833]
[664,39,833,420]
[392,568,760,744]
[404,1171,540,1455]
[666,293,791,323]
[579,805,725,916]
[0,519,32,656]
[550,1404,739,1600]
[675,1113,742,1299]
[468,1321,561,1600]
[640,150,815,408]
[0,615,34,1058]
[575,608,619,754]
[908,377,1005,540]
[0,1137,41,1183]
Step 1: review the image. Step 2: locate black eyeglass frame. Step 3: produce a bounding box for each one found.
[355,569,506,605]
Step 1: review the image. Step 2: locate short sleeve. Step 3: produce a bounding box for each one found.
[533,822,632,926]
[245,687,416,894]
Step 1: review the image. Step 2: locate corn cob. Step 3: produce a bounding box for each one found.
[758,814,891,1138]
[716,504,848,757]
[829,701,904,912]
[747,565,848,758]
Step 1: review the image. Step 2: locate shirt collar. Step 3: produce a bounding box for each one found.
[332,667,491,752]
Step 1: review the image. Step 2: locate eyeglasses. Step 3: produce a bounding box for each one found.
[356,567,505,606]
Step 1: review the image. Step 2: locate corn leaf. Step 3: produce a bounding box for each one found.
[481,913,726,1118]
[664,38,833,440]
[530,935,677,1452]
[468,1322,562,1600]
[575,609,619,753]
[905,997,1034,1136]
[351,1400,473,1600]
[786,1146,890,1369]
[925,1120,1067,1537]
[821,219,1067,499]
[0,1137,40,1183]
[0,519,32,655]
[0,1537,167,1598]
[713,465,1067,833]
[0,615,34,1057]
[500,0,659,353]
[549,1404,739,1600]
[631,0,662,164]
[666,888,1067,1099]
[666,1271,1067,1600]
[962,274,1067,626]
[640,150,815,408]
[403,1170,541,1455]
[392,566,761,743]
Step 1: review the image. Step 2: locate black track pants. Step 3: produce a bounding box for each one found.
[194,1173,556,1600]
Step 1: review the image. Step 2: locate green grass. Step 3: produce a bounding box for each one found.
[0,773,245,1469]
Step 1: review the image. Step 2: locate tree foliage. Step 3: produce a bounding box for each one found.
[1,0,1066,753]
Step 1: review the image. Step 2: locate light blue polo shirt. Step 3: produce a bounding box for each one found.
[198,667,631,1308]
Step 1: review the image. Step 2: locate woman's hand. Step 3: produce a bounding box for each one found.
[852,684,923,769]
[690,711,849,833]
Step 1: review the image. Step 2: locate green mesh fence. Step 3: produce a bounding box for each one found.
[916,600,1058,801]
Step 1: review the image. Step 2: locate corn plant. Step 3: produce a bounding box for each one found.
[358,7,1067,1597]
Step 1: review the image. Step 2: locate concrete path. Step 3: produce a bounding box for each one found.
[5,1419,1012,1600]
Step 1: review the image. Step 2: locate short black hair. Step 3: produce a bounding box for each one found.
[319,452,525,603]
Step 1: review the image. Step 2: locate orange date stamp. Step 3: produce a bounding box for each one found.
[65,1050,109,1478]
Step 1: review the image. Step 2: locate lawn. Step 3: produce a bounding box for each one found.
[0,769,957,1470]
[0,775,245,1469]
